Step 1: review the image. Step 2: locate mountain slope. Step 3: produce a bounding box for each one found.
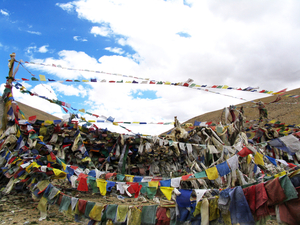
[163,87,300,134]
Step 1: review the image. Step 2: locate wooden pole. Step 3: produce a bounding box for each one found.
[1,53,16,131]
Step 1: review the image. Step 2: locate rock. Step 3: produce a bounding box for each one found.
[23,221,30,225]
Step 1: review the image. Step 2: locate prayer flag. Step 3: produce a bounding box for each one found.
[160,187,174,200]
[206,166,219,180]
[254,152,264,166]
[39,75,46,81]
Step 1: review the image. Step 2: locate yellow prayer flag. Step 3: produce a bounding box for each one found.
[116,205,129,222]
[160,187,174,200]
[37,197,48,212]
[267,91,273,94]
[21,114,26,119]
[82,157,91,162]
[274,171,286,178]
[16,128,21,138]
[45,120,53,125]
[125,81,132,83]
[132,122,139,124]
[222,85,229,89]
[38,136,44,142]
[79,109,85,113]
[82,80,89,82]
[26,161,40,173]
[113,122,118,126]
[88,120,95,123]
[206,166,219,180]
[61,161,67,171]
[125,175,134,182]
[254,152,264,166]
[5,101,11,107]
[247,155,252,164]
[39,75,46,81]
[269,120,276,124]
[148,181,159,188]
[164,81,171,85]
[96,179,107,196]
[11,157,23,165]
[89,203,104,221]
[52,168,67,179]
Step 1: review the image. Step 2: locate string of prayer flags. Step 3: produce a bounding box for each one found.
[20,61,291,97]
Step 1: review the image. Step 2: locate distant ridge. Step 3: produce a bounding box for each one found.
[16,100,61,121]
[162,87,300,134]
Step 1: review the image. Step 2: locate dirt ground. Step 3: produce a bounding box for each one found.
[0,189,166,225]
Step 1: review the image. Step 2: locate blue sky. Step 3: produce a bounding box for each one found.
[1,0,300,135]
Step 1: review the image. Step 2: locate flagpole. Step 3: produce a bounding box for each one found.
[1,53,16,131]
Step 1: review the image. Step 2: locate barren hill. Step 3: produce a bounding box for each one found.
[164,87,300,134]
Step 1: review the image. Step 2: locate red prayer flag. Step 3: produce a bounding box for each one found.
[181,174,193,181]
[28,115,37,123]
[50,152,56,160]
[22,78,29,81]
[237,146,253,157]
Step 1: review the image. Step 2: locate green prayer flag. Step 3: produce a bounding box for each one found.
[194,171,207,178]
[146,187,157,199]
[31,77,39,81]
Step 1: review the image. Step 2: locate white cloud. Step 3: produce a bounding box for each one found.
[73,36,88,42]
[56,3,74,12]
[49,83,87,97]
[0,9,9,16]
[26,46,37,54]
[27,31,41,35]
[25,45,50,54]
[90,26,111,37]
[105,47,124,54]
[38,45,49,53]
[24,0,300,135]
